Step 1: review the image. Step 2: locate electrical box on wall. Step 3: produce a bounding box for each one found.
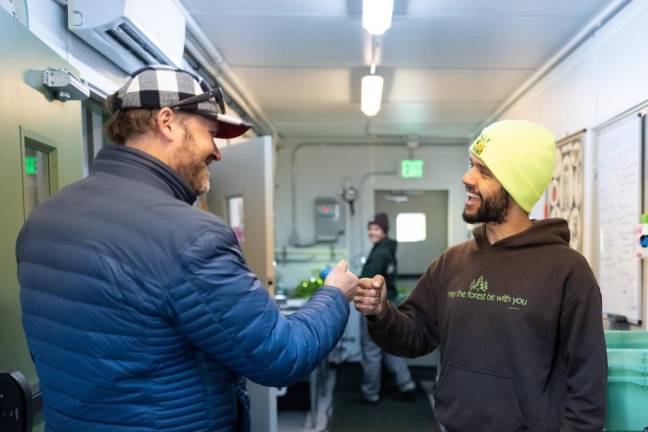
[315,197,343,242]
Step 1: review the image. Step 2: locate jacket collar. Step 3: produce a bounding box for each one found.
[92,145,196,204]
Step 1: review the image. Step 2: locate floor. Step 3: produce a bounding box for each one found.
[278,369,337,432]
[277,363,439,432]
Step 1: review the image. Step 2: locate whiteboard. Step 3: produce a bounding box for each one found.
[596,113,643,323]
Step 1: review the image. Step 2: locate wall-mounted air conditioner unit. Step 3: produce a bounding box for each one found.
[68,0,186,74]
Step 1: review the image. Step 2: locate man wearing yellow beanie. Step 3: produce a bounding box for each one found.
[464,120,555,225]
[355,120,607,431]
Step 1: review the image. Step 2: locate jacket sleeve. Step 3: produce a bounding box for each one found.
[167,226,350,387]
[559,285,607,432]
[367,266,439,358]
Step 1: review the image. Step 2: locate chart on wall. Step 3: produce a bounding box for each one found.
[546,130,585,252]
[596,112,644,323]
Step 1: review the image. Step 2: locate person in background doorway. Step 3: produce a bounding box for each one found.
[355,120,607,431]
[16,65,358,432]
[359,213,417,404]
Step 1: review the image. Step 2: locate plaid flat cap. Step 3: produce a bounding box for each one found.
[111,65,252,139]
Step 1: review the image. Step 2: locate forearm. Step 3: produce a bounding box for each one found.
[367,301,436,357]
[252,287,350,386]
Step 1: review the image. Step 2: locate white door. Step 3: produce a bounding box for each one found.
[207,135,275,292]
[206,135,277,432]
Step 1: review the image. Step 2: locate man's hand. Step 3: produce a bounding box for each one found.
[324,260,359,301]
[354,275,387,317]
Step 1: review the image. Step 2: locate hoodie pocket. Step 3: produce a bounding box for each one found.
[434,363,525,432]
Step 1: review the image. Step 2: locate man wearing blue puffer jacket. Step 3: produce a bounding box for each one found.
[16,65,357,431]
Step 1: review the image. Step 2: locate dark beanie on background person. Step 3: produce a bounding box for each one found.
[368,213,389,234]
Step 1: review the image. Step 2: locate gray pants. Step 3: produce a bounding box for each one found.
[360,314,415,400]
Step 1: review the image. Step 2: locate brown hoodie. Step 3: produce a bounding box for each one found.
[368,219,606,432]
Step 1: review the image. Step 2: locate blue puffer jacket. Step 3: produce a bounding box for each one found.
[16,145,350,431]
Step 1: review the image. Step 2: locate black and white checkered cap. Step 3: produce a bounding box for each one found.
[111,66,252,139]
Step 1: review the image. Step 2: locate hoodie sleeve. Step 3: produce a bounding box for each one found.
[167,226,350,387]
[367,264,439,357]
[559,284,607,432]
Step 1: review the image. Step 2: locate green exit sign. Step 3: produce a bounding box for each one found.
[25,156,38,176]
[401,159,424,178]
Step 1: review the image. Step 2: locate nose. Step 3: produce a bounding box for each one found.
[462,166,476,187]
[212,140,222,161]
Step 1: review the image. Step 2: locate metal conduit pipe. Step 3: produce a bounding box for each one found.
[183,38,270,135]
[473,0,632,136]
[289,140,450,246]
[289,142,398,246]
[180,7,278,138]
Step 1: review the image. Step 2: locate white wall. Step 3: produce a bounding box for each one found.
[26,0,127,95]
[274,140,470,290]
[499,0,648,325]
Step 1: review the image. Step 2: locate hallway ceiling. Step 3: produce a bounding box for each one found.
[182,0,612,143]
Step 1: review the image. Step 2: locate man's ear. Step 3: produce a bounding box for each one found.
[156,107,179,142]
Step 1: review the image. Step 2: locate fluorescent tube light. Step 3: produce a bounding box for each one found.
[362,0,395,35]
[361,74,384,117]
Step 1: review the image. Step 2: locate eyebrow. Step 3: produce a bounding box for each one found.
[479,164,493,176]
[470,157,492,176]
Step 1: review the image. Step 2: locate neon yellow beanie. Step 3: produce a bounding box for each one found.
[470,120,556,213]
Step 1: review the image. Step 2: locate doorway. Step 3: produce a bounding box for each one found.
[374,190,448,277]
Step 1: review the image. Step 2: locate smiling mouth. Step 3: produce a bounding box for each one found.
[465,190,481,205]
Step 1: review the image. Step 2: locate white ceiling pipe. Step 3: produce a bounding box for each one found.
[184,38,274,137]
[473,0,632,137]
[180,6,278,138]
[288,139,464,247]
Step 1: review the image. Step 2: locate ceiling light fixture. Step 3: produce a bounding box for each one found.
[361,65,384,117]
[362,0,395,35]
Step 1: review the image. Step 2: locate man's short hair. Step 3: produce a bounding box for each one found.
[104,93,158,144]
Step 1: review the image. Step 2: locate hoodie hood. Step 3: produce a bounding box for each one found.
[378,237,398,255]
[473,218,570,250]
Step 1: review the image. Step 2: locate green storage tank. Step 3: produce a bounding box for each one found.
[605,331,648,432]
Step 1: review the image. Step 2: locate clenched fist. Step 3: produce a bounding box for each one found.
[324,260,359,301]
[354,275,387,317]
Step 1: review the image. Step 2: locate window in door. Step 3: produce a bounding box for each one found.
[396,212,427,242]
[228,196,245,243]
[21,130,58,218]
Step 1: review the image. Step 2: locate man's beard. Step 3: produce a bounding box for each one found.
[175,127,211,196]
[462,186,511,224]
